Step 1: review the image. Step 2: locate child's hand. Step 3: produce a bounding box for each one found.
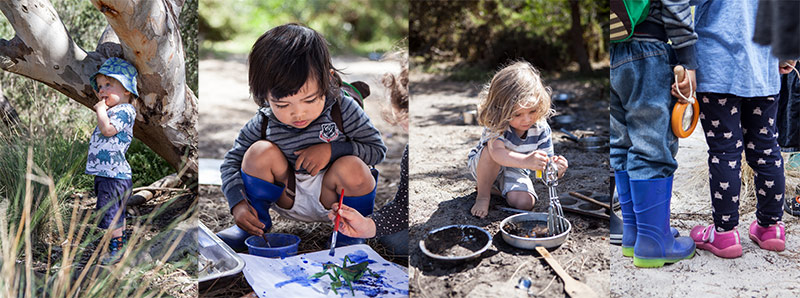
[294,143,332,176]
[551,155,568,178]
[232,200,266,236]
[526,150,549,171]
[779,60,797,75]
[671,67,696,103]
[327,203,376,238]
[93,99,108,112]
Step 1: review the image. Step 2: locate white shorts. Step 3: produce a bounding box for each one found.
[272,170,330,222]
[467,147,537,199]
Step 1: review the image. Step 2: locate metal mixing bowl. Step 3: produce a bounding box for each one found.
[500,213,571,250]
[419,225,492,262]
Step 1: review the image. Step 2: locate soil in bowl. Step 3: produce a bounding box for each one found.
[504,220,550,238]
[425,227,489,257]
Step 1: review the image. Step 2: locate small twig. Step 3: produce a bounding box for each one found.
[506,261,530,284]
[537,276,557,296]
[131,187,187,193]
[579,255,588,274]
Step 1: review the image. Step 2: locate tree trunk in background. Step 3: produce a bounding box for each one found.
[568,0,592,73]
[0,80,21,129]
[0,0,197,181]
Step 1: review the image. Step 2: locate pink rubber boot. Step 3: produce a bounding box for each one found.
[690,224,742,258]
[749,220,785,251]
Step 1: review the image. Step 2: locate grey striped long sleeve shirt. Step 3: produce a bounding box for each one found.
[220,91,387,210]
[633,0,698,69]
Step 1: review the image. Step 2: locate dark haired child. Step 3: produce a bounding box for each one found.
[86,57,139,264]
[217,23,387,250]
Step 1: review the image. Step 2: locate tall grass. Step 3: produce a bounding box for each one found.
[0,140,195,297]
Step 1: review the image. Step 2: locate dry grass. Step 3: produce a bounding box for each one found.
[0,147,197,297]
[676,151,799,215]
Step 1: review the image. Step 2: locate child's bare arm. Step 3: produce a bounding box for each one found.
[93,100,118,137]
[486,139,548,171]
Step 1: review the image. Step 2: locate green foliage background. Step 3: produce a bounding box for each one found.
[411,0,608,73]
[199,0,408,56]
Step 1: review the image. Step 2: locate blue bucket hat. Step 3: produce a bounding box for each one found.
[90,57,139,98]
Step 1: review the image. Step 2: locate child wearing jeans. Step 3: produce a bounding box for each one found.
[688,1,793,258]
[467,61,568,219]
[610,0,697,268]
[217,23,387,250]
[86,57,139,264]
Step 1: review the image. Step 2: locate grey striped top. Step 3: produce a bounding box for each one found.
[632,0,698,68]
[220,91,387,209]
[468,121,554,161]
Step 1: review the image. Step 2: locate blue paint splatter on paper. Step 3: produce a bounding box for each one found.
[274,265,320,288]
[343,250,376,264]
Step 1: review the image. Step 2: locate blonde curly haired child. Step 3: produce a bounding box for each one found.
[467,61,568,218]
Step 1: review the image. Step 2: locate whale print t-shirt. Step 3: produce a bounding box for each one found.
[85,103,136,179]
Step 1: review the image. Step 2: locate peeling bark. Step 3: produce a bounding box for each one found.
[0,0,197,181]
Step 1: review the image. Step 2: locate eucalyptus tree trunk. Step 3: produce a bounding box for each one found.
[0,0,197,181]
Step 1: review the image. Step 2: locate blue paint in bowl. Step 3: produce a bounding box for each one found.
[245,233,300,259]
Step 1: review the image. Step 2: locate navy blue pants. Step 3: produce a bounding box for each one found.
[95,176,132,230]
[777,68,800,151]
[698,93,785,231]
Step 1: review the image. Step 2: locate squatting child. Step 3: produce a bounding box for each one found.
[86,57,139,264]
[467,61,568,219]
[218,23,387,250]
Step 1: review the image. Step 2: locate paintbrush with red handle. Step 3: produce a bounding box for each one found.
[329,188,345,256]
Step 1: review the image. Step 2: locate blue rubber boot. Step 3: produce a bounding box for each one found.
[630,177,695,268]
[217,170,284,252]
[332,169,378,248]
[616,171,680,257]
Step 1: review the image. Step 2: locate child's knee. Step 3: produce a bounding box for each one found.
[507,192,534,209]
[331,156,374,191]
[243,141,286,175]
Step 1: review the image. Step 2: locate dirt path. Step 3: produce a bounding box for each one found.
[197,55,408,295]
[610,127,800,296]
[408,73,610,297]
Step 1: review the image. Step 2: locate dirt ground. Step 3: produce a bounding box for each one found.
[610,127,800,297]
[196,56,407,297]
[408,72,611,297]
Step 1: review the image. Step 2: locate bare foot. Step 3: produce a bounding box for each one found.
[471,196,491,218]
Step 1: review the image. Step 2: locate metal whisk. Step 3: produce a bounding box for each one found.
[538,160,565,236]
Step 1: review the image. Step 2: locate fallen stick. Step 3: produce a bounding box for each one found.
[128,174,181,206]
[568,192,610,210]
[131,187,187,193]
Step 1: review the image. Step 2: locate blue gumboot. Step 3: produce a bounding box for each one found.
[630,177,695,268]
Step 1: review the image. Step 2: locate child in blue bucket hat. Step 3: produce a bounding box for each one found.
[86,57,138,264]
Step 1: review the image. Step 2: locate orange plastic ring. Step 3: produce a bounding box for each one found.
[671,98,700,138]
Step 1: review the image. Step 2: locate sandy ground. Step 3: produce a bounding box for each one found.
[610,127,800,297]
[196,55,407,296]
[408,73,611,297]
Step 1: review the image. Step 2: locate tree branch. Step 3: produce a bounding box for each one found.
[0,0,103,108]
[92,0,198,180]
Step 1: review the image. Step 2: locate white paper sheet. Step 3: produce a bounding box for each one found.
[199,158,223,185]
[240,244,409,297]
